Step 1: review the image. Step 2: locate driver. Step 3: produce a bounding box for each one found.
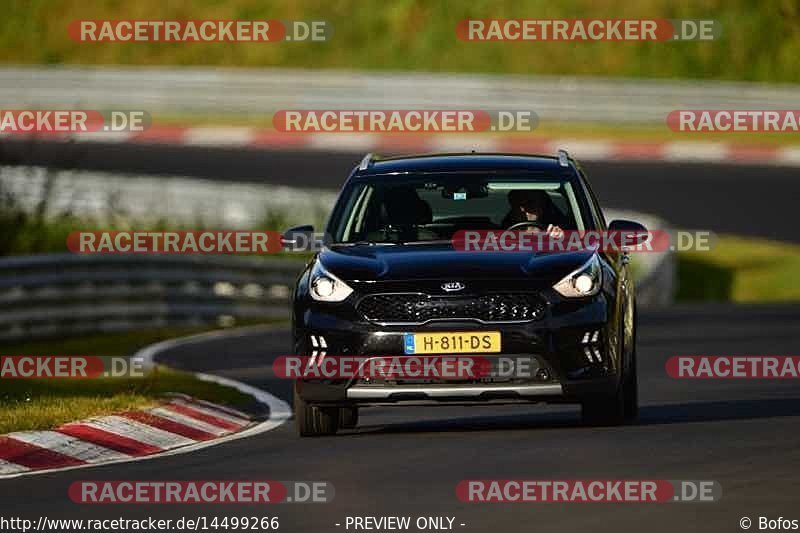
[502,190,564,237]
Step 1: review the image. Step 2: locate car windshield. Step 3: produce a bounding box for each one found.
[329,175,585,244]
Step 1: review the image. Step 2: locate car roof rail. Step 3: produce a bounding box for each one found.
[358,153,376,171]
[557,149,570,167]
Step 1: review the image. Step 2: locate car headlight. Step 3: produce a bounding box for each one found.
[310,262,354,302]
[553,254,602,298]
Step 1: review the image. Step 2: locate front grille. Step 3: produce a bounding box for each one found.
[357,293,546,324]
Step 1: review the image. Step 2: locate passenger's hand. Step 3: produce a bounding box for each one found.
[547,224,564,239]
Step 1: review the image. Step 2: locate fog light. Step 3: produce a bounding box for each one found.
[592,347,602,362]
[310,335,328,349]
[309,335,328,362]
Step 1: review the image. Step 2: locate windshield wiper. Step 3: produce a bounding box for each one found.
[332,240,399,247]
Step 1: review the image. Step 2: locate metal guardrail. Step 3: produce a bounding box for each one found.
[0,201,674,343]
[0,210,672,344]
[0,254,307,341]
[2,67,799,124]
[0,240,673,344]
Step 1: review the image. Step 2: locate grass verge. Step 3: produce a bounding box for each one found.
[0,323,283,434]
[0,367,254,434]
[3,1,800,83]
[677,235,800,302]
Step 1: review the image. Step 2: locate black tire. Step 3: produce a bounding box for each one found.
[581,313,638,426]
[339,406,359,430]
[294,383,339,437]
[581,389,625,426]
[623,344,639,421]
[581,370,637,426]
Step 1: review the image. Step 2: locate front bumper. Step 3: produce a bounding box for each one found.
[294,294,621,406]
[347,383,563,400]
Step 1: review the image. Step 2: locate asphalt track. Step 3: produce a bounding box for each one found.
[1,139,799,242]
[2,305,800,532]
[1,144,799,532]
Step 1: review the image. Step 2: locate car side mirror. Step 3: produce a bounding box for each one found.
[282,225,316,251]
[608,219,648,247]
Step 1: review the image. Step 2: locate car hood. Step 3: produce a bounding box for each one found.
[318,243,595,283]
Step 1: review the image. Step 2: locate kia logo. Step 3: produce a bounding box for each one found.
[441,281,465,292]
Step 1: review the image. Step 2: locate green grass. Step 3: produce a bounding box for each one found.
[0,367,254,434]
[0,323,284,433]
[2,0,800,83]
[677,235,800,302]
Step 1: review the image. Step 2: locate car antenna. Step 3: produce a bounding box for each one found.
[557,149,570,167]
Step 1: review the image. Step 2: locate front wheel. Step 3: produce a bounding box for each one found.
[294,383,339,437]
[582,317,638,426]
[581,367,637,426]
[623,345,639,421]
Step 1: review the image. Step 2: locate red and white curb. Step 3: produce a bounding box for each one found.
[0,325,292,480]
[8,127,800,166]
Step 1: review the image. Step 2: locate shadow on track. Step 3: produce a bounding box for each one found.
[340,396,800,436]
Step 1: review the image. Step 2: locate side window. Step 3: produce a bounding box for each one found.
[577,171,606,230]
[341,184,372,240]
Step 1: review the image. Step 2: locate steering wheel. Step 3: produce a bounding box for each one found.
[507,221,548,232]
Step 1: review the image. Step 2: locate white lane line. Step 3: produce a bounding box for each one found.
[185,397,251,421]
[183,127,255,147]
[309,133,378,152]
[147,408,231,436]
[168,399,250,427]
[78,416,196,449]
[72,131,135,144]
[777,147,800,166]
[663,142,728,162]
[7,431,130,463]
[132,324,287,372]
[194,372,292,427]
[0,459,29,475]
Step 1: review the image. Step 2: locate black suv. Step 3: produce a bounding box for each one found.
[284,151,644,436]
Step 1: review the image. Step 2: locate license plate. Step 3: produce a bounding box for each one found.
[403,332,501,354]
